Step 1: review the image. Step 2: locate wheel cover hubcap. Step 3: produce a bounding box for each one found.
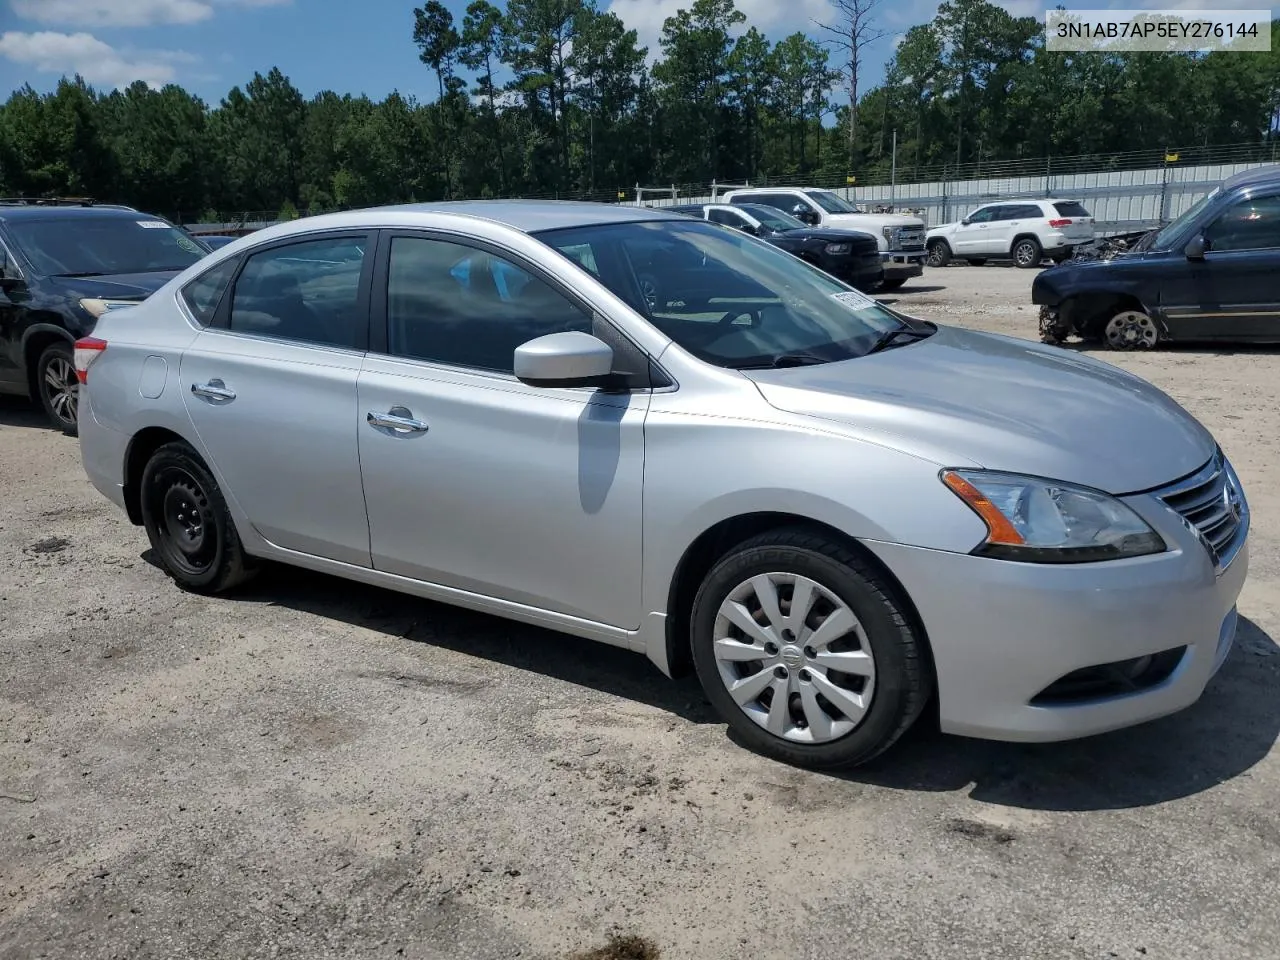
[712,572,876,744]
[44,357,78,424]
[1105,310,1158,349]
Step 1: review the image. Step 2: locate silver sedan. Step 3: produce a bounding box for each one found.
[75,201,1249,769]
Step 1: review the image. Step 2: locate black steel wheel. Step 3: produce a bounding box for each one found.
[140,441,257,593]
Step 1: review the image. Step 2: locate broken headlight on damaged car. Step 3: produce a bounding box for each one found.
[941,469,1166,563]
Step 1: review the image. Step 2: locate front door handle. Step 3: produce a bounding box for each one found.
[367,406,429,435]
[191,379,236,402]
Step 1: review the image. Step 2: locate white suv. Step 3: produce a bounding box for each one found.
[925,199,1096,269]
[722,187,927,290]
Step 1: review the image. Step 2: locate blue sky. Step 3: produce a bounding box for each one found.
[0,0,1078,106]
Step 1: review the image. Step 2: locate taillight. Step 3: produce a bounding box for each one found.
[73,337,107,384]
[1048,218,1072,228]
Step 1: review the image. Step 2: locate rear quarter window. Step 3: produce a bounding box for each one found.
[1053,201,1091,218]
[180,255,239,326]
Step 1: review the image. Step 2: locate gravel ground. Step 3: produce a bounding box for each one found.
[2,263,1279,960]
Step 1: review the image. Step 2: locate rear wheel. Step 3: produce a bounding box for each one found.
[689,529,932,770]
[140,441,258,594]
[1013,237,1043,269]
[36,342,79,436]
[1103,309,1161,351]
[926,240,951,268]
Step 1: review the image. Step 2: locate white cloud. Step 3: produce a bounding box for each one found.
[0,31,184,89]
[608,0,836,58]
[10,0,291,28]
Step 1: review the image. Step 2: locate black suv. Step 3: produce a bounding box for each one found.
[1034,164,1280,350]
[0,200,211,433]
[669,203,884,291]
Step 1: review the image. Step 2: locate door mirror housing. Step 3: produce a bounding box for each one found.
[960,218,971,227]
[514,331,615,389]
[1185,234,1208,260]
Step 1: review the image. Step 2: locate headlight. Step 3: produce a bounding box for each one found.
[941,469,1166,563]
[79,298,138,319]
[824,242,851,255]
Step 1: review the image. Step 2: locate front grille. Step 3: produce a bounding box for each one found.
[1155,450,1247,569]
[888,226,925,251]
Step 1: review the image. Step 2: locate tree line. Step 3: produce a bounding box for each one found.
[0,0,1278,222]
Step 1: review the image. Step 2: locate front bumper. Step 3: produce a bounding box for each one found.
[882,250,925,280]
[863,490,1249,742]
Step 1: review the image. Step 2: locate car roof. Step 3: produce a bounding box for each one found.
[1223,163,1280,192]
[0,205,159,224]
[372,199,685,232]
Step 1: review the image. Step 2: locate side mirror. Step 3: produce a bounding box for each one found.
[1185,234,1207,260]
[960,219,971,226]
[514,331,615,389]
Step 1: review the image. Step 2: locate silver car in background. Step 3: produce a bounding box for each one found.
[75,201,1249,769]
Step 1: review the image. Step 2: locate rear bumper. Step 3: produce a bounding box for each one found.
[78,389,129,512]
[863,495,1249,742]
[882,251,925,280]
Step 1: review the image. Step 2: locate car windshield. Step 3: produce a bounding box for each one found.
[534,219,919,369]
[739,205,808,232]
[805,190,859,214]
[1152,189,1221,250]
[7,215,209,277]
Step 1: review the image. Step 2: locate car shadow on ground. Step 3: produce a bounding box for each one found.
[0,395,47,429]
[879,284,947,296]
[208,561,1279,813]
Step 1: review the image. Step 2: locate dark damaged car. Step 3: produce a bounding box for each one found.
[0,205,211,433]
[1034,164,1280,351]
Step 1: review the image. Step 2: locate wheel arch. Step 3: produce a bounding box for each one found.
[1010,232,1043,254]
[22,324,75,401]
[1062,291,1165,339]
[122,426,197,525]
[662,511,936,688]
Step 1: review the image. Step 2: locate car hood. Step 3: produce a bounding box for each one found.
[825,212,923,228]
[780,228,877,246]
[926,221,961,235]
[45,270,182,301]
[742,325,1214,494]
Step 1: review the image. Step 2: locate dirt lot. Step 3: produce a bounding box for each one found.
[3,264,1279,960]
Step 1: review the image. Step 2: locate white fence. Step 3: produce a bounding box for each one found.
[634,160,1277,234]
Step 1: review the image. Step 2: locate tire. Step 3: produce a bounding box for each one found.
[926,240,951,268]
[966,259,987,267]
[140,440,258,594]
[1102,308,1161,351]
[36,341,79,436]
[689,528,933,770]
[878,278,907,291]
[1012,237,1042,269]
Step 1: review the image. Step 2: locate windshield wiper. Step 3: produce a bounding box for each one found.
[863,325,933,356]
[732,352,832,370]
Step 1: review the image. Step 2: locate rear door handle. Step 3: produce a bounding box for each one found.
[367,406,429,435]
[191,379,236,402]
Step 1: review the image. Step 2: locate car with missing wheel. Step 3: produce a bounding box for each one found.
[0,200,211,433]
[1035,164,1280,350]
[76,201,1249,770]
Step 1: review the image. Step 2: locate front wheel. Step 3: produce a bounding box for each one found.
[926,240,951,268]
[1013,237,1043,269]
[36,342,79,436]
[689,529,932,770]
[140,441,258,594]
[1103,309,1161,351]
